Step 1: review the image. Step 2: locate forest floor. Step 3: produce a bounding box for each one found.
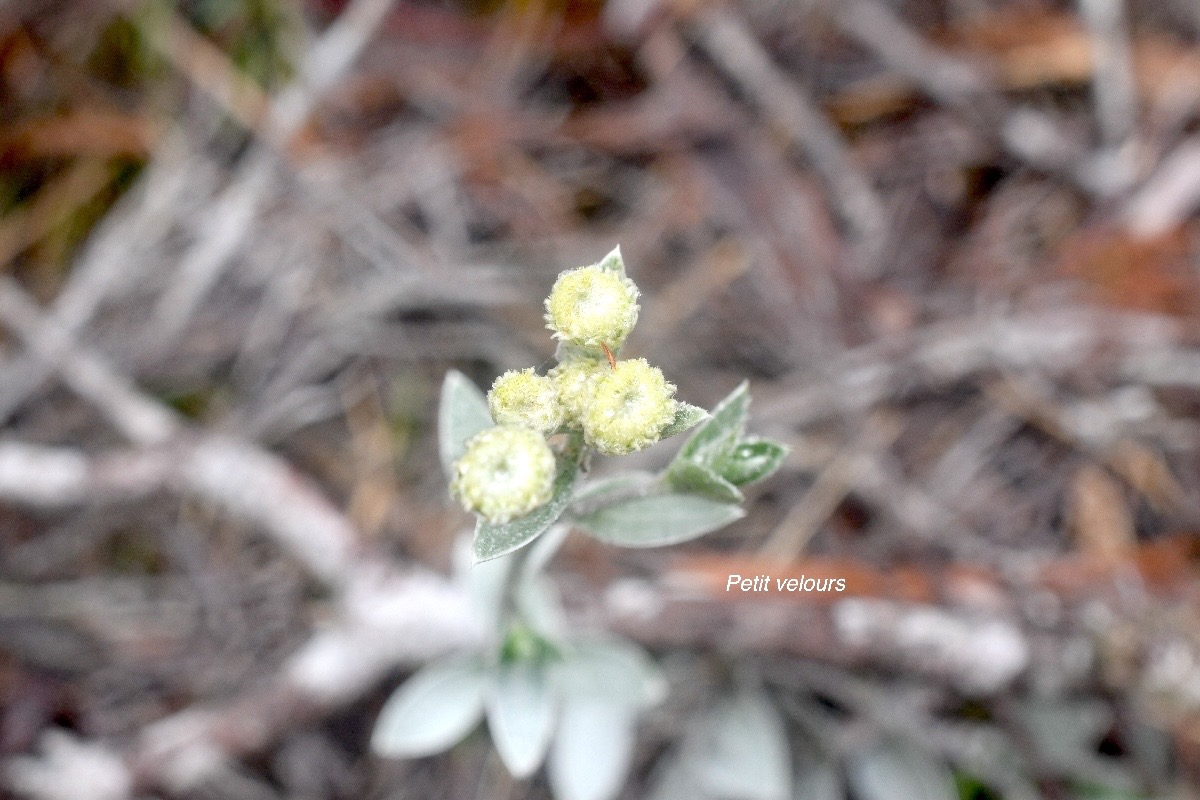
[3,0,1200,798]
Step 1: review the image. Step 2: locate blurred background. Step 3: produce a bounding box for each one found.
[3,0,1200,797]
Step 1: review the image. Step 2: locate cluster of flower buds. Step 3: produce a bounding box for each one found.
[451,248,682,523]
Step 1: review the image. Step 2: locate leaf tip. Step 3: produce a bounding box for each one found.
[596,244,626,277]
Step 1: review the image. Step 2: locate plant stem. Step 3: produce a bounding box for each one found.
[497,432,587,632]
[497,537,535,627]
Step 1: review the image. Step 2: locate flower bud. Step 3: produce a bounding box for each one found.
[488,369,564,435]
[548,358,607,425]
[582,358,678,455]
[451,426,556,524]
[544,265,639,349]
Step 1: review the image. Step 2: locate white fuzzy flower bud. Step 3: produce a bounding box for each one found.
[548,358,607,426]
[544,265,639,349]
[488,369,564,434]
[451,426,556,524]
[582,358,678,455]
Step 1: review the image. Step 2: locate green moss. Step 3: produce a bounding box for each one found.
[499,622,560,665]
[188,0,299,89]
[87,5,169,90]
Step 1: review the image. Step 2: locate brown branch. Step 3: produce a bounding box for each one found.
[0,278,182,447]
[144,0,400,345]
[688,10,887,266]
[0,134,205,426]
[5,565,484,798]
[0,276,370,590]
[759,308,1187,429]
[833,0,1122,193]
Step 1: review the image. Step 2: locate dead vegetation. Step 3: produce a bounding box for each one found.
[3,0,1200,797]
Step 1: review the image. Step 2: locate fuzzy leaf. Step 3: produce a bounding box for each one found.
[575,493,744,547]
[1072,787,1157,800]
[438,371,493,476]
[487,661,557,779]
[474,456,580,562]
[1019,701,1138,791]
[555,340,608,364]
[659,403,709,440]
[714,437,789,486]
[571,472,657,513]
[595,245,626,277]
[683,690,791,800]
[550,699,637,800]
[667,460,744,503]
[555,638,667,710]
[677,382,749,468]
[848,741,957,800]
[453,536,512,629]
[371,657,487,757]
[1018,700,1111,772]
[516,575,568,640]
[647,754,715,800]
[793,758,843,800]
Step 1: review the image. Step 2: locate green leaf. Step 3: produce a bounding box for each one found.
[571,471,657,514]
[1019,701,1138,792]
[1018,700,1111,773]
[474,456,581,562]
[555,340,607,364]
[487,661,558,779]
[454,536,512,629]
[575,493,744,547]
[682,690,791,800]
[677,382,749,469]
[1125,723,1171,785]
[713,437,788,486]
[550,698,637,800]
[438,370,493,476]
[794,757,843,800]
[595,245,626,277]
[1072,785,1157,800]
[370,657,487,757]
[516,575,568,640]
[667,460,743,503]
[500,621,561,664]
[647,754,715,800]
[848,741,958,800]
[555,638,667,710]
[659,403,709,439]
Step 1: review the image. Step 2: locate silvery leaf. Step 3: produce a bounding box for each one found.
[549,698,638,800]
[438,371,493,476]
[487,661,558,778]
[371,657,487,758]
[575,492,744,547]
